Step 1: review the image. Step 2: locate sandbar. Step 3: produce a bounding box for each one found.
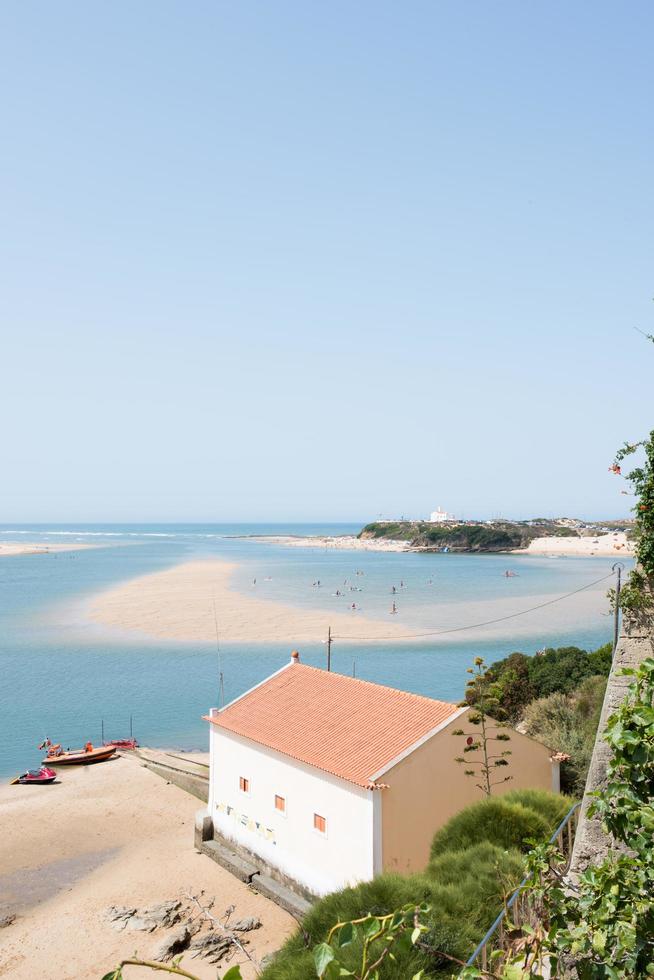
[86,558,617,647]
[89,559,414,643]
[0,541,94,557]
[248,534,410,552]
[0,754,294,979]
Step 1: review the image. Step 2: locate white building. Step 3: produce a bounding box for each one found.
[429,506,452,523]
[201,652,559,900]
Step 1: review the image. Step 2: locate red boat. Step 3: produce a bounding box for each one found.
[38,737,116,766]
[103,738,139,750]
[43,745,116,766]
[101,717,138,751]
[10,767,57,785]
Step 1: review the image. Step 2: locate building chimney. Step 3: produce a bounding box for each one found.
[291,650,300,663]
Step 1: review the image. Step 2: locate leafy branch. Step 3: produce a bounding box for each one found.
[314,902,428,980]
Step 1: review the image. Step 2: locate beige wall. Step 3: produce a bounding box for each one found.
[381,710,554,875]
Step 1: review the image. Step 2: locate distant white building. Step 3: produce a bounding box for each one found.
[199,652,559,900]
[429,506,452,523]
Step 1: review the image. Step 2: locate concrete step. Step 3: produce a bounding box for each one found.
[199,839,259,884]
[250,872,313,919]
[199,838,312,919]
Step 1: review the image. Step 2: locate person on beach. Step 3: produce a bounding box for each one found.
[391,585,396,594]
[390,602,397,614]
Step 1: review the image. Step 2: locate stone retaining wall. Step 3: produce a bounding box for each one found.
[568,605,653,880]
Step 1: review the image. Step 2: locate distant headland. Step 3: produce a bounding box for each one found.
[358,517,634,556]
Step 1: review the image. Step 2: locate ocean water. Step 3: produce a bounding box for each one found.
[0,523,628,778]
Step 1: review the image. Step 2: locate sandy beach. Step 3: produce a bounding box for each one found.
[0,541,94,557]
[521,532,633,557]
[248,535,410,552]
[89,559,414,643]
[0,754,294,979]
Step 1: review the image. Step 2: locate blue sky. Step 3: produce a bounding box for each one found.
[1,2,652,522]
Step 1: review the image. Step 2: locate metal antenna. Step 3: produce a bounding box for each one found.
[213,599,225,707]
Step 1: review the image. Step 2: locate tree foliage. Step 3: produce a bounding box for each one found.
[481,643,612,723]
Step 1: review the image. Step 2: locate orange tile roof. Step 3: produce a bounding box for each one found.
[205,661,462,789]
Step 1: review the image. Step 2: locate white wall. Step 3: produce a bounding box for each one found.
[209,726,374,896]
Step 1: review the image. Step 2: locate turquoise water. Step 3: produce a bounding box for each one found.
[0,523,626,778]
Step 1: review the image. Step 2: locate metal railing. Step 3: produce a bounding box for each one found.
[463,801,581,974]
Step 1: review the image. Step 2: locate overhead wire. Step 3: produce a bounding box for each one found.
[330,570,616,642]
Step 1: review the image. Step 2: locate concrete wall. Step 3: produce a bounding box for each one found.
[380,709,555,875]
[142,760,208,802]
[569,607,654,880]
[209,725,374,896]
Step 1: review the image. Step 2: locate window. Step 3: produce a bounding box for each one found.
[313,813,327,834]
[274,795,286,813]
[239,776,249,793]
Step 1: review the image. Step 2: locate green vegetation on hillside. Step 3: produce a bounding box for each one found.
[475,642,611,794]
[481,643,612,722]
[521,675,607,795]
[358,520,578,552]
[259,790,573,979]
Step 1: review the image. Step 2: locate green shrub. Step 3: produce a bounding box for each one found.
[503,788,574,826]
[427,842,524,918]
[430,798,550,858]
[520,675,607,795]
[424,844,526,974]
[259,874,430,980]
[261,793,568,978]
